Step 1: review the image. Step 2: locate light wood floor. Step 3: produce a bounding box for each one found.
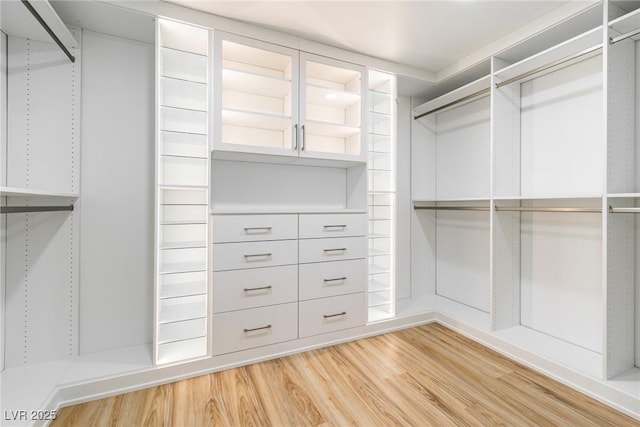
[52,323,638,426]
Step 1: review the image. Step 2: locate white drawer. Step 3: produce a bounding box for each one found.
[299,259,366,300]
[299,293,366,338]
[213,240,298,271]
[212,303,298,355]
[299,213,367,239]
[213,265,298,313]
[213,214,298,243]
[299,236,366,264]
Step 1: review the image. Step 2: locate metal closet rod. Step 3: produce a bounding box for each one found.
[495,45,601,89]
[609,206,640,214]
[414,206,601,213]
[610,28,640,45]
[21,0,75,63]
[414,206,490,211]
[413,87,490,120]
[0,205,74,214]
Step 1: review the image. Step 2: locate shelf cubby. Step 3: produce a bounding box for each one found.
[159,47,207,83]
[160,77,207,111]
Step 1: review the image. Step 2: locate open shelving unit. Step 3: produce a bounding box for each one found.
[412,74,492,327]
[367,70,396,322]
[155,18,210,365]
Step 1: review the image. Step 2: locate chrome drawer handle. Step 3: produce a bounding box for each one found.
[244,226,272,233]
[323,248,347,253]
[323,224,347,229]
[244,324,272,333]
[323,277,347,283]
[244,253,272,258]
[323,311,347,319]
[244,285,272,292]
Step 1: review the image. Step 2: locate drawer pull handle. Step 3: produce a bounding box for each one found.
[324,248,347,253]
[244,227,272,232]
[323,311,347,319]
[323,224,347,230]
[244,253,272,258]
[324,277,347,283]
[244,324,272,333]
[244,285,272,292]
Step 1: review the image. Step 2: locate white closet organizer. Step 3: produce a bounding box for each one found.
[155,19,210,365]
[492,26,605,378]
[213,31,366,165]
[413,76,492,324]
[606,0,640,392]
[367,70,396,321]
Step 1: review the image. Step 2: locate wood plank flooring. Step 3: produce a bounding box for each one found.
[52,323,638,426]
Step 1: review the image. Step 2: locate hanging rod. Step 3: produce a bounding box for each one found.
[609,206,640,214]
[495,45,601,89]
[21,0,75,63]
[610,28,640,45]
[413,87,490,120]
[495,206,601,213]
[1,205,74,214]
[414,206,490,212]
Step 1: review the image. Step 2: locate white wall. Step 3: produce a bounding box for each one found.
[79,31,154,354]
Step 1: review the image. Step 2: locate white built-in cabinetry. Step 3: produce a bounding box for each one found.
[213,31,366,165]
[411,0,640,408]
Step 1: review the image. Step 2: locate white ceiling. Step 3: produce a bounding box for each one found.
[165,0,585,75]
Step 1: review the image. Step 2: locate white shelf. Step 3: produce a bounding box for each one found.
[368,305,394,322]
[607,193,640,198]
[211,207,367,215]
[0,186,78,199]
[495,26,602,85]
[494,326,603,379]
[413,75,491,118]
[305,120,360,138]
[158,261,207,275]
[222,108,290,130]
[159,241,207,250]
[609,7,640,41]
[307,84,360,108]
[223,68,291,98]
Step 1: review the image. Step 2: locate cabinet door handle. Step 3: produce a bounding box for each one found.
[323,248,347,253]
[293,124,298,151]
[244,285,272,292]
[323,224,347,230]
[243,226,272,233]
[301,124,306,151]
[323,311,347,319]
[244,253,272,258]
[323,277,347,283]
[244,324,272,333]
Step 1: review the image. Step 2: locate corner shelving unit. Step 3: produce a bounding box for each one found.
[155,18,210,365]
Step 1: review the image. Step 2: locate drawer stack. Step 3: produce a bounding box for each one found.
[212,214,299,355]
[211,212,367,355]
[298,214,367,337]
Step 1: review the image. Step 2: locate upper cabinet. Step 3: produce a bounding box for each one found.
[213,31,366,166]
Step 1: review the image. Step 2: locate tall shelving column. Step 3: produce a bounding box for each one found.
[367,70,396,321]
[155,19,210,365]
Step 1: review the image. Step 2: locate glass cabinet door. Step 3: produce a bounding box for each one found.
[213,31,299,158]
[299,53,366,162]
